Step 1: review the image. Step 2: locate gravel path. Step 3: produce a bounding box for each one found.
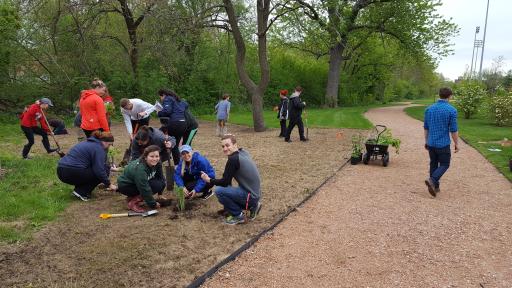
[203,105,512,287]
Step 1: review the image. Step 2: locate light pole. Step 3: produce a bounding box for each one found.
[479,0,490,80]
[470,26,480,78]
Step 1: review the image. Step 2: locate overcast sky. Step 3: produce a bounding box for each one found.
[436,0,512,80]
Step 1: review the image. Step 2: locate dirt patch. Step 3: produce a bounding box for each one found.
[0,120,359,287]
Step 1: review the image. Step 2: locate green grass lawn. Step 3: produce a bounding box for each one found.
[0,123,71,243]
[197,106,376,129]
[405,105,512,181]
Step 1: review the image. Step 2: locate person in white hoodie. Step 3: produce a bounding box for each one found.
[120,98,156,139]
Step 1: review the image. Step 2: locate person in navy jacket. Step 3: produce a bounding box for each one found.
[157,89,189,164]
[57,131,117,201]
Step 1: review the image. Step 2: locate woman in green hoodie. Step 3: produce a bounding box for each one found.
[117,145,164,212]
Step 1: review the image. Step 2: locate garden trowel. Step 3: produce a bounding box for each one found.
[99,210,158,219]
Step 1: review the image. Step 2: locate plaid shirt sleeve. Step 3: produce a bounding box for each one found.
[449,108,458,132]
[423,107,430,130]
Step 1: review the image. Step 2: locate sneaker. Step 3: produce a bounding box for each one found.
[47,148,58,154]
[300,138,309,142]
[224,213,245,225]
[23,156,32,160]
[285,139,292,143]
[72,191,89,202]
[424,178,436,197]
[435,186,440,193]
[200,189,214,200]
[249,202,262,221]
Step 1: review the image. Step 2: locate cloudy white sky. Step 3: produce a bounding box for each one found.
[436,0,512,80]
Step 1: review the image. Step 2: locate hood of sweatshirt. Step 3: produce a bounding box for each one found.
[289,92,300,98]
[80,89,98,100]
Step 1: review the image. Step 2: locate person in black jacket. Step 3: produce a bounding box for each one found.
[277,89,289,137]
[284,86,307,142]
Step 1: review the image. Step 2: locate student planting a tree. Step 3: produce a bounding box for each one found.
[19,98,59,159]
[200,134,262,225]
[130,125,176,164]
[157,89,189,165]
[174,145,215,200]
[57,131,117,201]
[117,145,165,213]
[119,98,156,139]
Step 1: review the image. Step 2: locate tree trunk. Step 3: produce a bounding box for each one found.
[325,42,344,108]
[251,88,265,131]
[223,0,270,132]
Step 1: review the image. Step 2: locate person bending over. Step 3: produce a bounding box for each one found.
[119,98,156,140]
[57,131,117,201]
[201,134,262,225]
[174,145,215,200]
[117,145,165,212]
[20,98,58,159]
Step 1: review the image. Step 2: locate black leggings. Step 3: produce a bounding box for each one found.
[182,172,213,193]
[21,126,52,157]
[118,178,166,197]
[57,166,105,197]
[167,120,187,165]
[285,116,305,141]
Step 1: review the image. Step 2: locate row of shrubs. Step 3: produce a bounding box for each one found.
[454,81,512,126]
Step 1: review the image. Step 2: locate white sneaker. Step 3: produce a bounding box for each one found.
[72,191,89,202]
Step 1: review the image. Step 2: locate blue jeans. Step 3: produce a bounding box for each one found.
[215,186,259,216]
[428,145,451,188]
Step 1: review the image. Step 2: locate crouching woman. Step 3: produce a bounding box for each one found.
[57,131,117,201]
[174,145,215,200]
[117,145,164,212]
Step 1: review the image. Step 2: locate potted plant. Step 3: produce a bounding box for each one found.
[351,134,364,164]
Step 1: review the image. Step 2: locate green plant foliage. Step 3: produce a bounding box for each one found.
[351,134,364,157]
[454,81,486,119]
[487,86,512,126]
[367,129,401,154]
[175,186,185,211]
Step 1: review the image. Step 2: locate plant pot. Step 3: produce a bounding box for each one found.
[350,155,362,165]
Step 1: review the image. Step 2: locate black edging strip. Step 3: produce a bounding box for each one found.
[187,157,351,288]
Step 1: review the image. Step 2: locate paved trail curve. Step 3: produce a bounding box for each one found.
[204,105,512,287]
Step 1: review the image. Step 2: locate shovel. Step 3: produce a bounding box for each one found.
[99,209,158,219]
[40,109,66,158]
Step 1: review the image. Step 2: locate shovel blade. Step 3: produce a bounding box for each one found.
[142,210,158,217]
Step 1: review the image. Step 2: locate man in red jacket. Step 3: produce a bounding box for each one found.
[20,98,58,159]
[80,78,110,138]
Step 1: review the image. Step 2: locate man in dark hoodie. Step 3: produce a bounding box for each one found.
[284,86,307,142]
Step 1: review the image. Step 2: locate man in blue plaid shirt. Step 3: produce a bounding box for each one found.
[423,87,459,197]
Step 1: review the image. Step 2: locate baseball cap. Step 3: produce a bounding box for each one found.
[40,98,54,106]
[179,145,193,154]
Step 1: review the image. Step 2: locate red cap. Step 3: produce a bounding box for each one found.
[279,89,288,96]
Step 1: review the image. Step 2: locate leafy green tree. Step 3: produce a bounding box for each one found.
[292,0,458,107]
[454,81,485,119]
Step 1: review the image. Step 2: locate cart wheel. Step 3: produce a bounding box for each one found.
[382,153,389,167]
[363,153,370,165]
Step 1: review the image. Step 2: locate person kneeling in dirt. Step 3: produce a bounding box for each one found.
[130,125,175,166]
[200,134,262,225]
[48,118,69,135]
[117,145,164,212]
[174,145,215,200]
[57,131,117,201]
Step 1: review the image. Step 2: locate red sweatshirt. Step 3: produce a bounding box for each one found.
[20,104,50,132]
[79,89,110,132]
